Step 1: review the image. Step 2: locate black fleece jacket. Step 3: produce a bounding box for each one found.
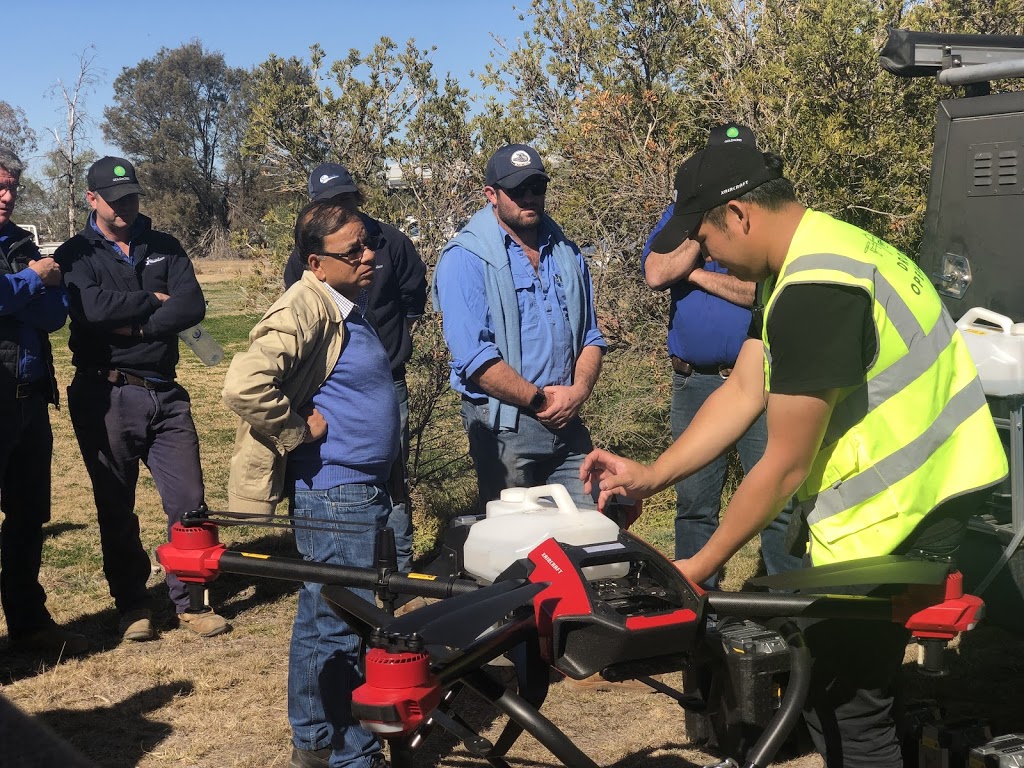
[56,215,205,379]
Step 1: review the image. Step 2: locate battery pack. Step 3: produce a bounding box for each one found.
[969,734,1024,767]
[684,618,795,758]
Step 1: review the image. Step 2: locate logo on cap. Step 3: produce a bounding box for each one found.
[510,150,532,167]
[320,174,339,184]
[114,165,127,177]
[726,127,739,139]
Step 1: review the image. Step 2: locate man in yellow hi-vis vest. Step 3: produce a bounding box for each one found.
[581,127,1007,767]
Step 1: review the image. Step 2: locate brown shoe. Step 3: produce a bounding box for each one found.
[12,623,88,657]
[178,610,230,637]
[562,672,656,693]
[120,608,156,642]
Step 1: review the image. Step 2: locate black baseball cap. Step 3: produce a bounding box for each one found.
[485,144,549,188]
[649,124,779,254]
[87,156,145,202]
[308,163,359,201]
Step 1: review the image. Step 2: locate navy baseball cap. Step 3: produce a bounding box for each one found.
[485,144,549,188]
[308,163,359,201]
[649,124,778,254]
[87,156,145,202]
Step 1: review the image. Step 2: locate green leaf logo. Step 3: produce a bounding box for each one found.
[727,127,739,139]
[113,165,127,177]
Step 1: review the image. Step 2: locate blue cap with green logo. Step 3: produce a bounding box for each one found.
[87,156,145,202]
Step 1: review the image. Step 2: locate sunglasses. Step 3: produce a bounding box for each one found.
[319,232,382,263]
[498,179,548,199]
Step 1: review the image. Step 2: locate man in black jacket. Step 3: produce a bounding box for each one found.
[0,148,87,657]
[57,156,228,642]
[283,163,426,571]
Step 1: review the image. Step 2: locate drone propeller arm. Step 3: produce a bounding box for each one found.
[707,591,895,622]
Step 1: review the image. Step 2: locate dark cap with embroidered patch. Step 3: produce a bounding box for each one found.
[649,124,779,254]
[87,156,145,202]
[485,144,549,188]
[308,163,359,201]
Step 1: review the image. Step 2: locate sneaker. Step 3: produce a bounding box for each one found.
[119,608,155,642]
[562,672,656,693]
[289,746,330,768]
[11,622,88,657]
[178,610,230,638]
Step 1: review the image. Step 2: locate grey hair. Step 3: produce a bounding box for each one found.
[0,147,25,177]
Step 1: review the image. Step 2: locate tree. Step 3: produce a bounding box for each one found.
[102,41,246,250]
[47,47,101,238]
[0,101,37,158]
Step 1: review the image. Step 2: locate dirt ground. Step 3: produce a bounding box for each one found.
[2,259,1020,768]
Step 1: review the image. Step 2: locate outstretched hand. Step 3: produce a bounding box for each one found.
[579,448,658,512]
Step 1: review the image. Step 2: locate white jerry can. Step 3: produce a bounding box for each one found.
[461,484,628,584]
[957,307,1024,397]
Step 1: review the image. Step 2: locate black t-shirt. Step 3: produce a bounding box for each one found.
[747,283,877,394]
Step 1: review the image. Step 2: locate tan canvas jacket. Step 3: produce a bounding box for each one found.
[222,271,346,513]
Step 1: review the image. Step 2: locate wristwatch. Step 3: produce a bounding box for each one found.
[528,388,547,412]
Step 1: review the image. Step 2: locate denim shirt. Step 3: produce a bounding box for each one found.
[435,229,605,399]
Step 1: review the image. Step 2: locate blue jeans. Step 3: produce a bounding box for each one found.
[386,378,413,571]
[289,483,390,768]
[461,399,596,510]
[670,371,801,588]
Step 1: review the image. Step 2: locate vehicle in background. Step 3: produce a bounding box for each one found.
[15,223,61,257]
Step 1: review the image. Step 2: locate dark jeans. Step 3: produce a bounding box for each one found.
[461,399,596,510]
[0,393,54,636]
[289,483,389,767]
[670,371,801,587]
[386,377,413,571]
[68,374,205,614]
[800,489,988,767]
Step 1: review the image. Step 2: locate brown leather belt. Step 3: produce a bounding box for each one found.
[84,368,176,391]
[670,356,733,379]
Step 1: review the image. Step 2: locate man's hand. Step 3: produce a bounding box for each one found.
[535,384,586,430]
[153,292,170,303]
[579,448,658,512]
[27,257,61,287]
[303,407,327,442]
[643,238,702,290]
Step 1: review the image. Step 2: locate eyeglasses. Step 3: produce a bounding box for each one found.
[319,232,381,263]
[498,179,548,199]
[0,183,22,196]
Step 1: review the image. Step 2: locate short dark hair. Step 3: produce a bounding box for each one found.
[0,148,25,177]
[295,200,360,262]
[703,153,796,230]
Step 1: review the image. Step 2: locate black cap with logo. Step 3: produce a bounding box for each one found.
[649,124,779,254]
[308,163,359,201]
[485,144,549,189]
[87,156,145,202]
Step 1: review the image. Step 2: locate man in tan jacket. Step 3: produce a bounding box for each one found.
[223,199,397,768]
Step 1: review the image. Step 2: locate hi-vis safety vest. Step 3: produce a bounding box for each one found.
[762,210,1007,566]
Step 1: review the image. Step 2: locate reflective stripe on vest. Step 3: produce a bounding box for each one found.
[762,211,1007,565]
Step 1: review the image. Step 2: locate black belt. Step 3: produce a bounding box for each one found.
[82,368,177,391]
[1,379,51,400]
[670,356,733,378]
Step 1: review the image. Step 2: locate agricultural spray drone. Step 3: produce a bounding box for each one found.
[156,490,981,768]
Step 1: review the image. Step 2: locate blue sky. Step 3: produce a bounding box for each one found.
[7,0,531,175]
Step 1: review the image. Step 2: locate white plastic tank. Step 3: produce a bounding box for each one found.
[461,484,627,584]
[957,307,1024,397]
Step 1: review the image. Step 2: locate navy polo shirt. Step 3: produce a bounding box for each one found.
[641,203,752,367]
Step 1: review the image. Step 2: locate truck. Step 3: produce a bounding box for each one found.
[881,29,1024,631]
[15,223,62,258]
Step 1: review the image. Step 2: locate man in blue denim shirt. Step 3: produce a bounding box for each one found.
[0,148,86,657]
[433,144,606,508]
[641,124,799,588]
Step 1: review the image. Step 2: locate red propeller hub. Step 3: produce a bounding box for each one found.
[155,522,226,584]
[352,649,443,737]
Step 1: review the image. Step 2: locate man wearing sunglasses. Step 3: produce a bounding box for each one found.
[225,200,398,768]
[433,144,606,508]
[283,163,425,572]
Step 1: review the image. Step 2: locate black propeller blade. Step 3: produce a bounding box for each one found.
[747,555,952,591]
[383,578,547,650]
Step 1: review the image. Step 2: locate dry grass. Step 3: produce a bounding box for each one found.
[1,258,1001,768]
